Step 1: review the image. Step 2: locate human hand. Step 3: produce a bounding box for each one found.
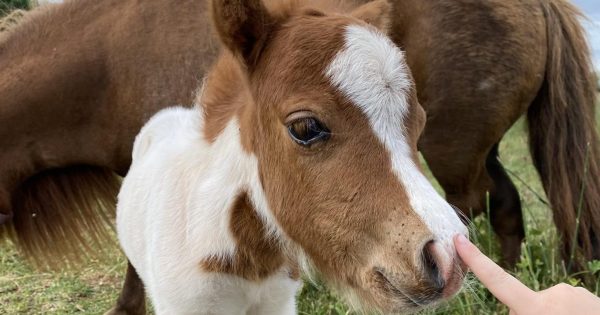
[454,234,600,315]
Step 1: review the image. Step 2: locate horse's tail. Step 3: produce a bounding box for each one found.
[527,0,600,264]
[0,166,120,268]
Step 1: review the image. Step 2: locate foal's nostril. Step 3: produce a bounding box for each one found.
[423,241,445,291]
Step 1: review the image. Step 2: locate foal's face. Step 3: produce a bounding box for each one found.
[212,0,468,312]
[245,11,469,313]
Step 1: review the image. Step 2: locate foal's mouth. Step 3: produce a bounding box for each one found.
[373,268,443,310]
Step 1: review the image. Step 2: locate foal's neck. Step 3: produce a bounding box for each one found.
[190,53,298,281]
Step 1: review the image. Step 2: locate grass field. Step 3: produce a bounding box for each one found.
[1,111,599,314]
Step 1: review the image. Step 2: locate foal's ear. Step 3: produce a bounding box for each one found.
[350,0,392,33]
[211,0,276,69]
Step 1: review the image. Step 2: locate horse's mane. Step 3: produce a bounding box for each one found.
[1,166,120,268]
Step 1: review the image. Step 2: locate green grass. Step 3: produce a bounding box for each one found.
[0,247,126,314]
[0,0,29,16]
[1,113,598,314]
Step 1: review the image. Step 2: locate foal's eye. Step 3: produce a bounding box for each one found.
[287,117,330,146]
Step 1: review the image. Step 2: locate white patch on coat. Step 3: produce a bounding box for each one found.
[117,106,300,314]
[325,25,467,264]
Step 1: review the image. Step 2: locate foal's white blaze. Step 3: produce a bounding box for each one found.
[326,25,467,264]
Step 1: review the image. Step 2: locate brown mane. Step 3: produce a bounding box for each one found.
[1,166,120,267]
[201,52,249,143]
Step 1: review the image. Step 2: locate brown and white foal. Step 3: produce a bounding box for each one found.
[117,0,468,313]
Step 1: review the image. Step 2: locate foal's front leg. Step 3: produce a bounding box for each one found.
[105,261,146,315]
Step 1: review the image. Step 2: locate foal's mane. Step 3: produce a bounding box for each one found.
[200,52,250,142]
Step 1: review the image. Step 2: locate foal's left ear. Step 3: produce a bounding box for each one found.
[211,0,276,69]
[350,0,392,33]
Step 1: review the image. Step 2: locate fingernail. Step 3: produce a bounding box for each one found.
[456,234,469,245]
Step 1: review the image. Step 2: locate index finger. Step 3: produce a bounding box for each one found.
[454,235,539,312]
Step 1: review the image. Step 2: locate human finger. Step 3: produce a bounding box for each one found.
[454,234,538,312]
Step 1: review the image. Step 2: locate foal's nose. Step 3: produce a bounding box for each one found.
[422,240,445,292]
[421,238,468,298]
[422,237,469,297]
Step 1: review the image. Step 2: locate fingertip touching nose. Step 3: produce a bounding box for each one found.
[422,235,469,297]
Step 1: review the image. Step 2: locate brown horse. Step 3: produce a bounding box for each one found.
[0,0,598,312]
[0,0,218,264]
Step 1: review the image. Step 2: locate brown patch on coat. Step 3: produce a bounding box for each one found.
[200,192,285,281]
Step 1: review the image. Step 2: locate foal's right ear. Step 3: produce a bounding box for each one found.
[211,0,276,69]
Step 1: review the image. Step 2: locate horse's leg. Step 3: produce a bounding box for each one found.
[485,143,525,266]
[0,192,11,225]
[105,262,146,315]
[420,137,523,267]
